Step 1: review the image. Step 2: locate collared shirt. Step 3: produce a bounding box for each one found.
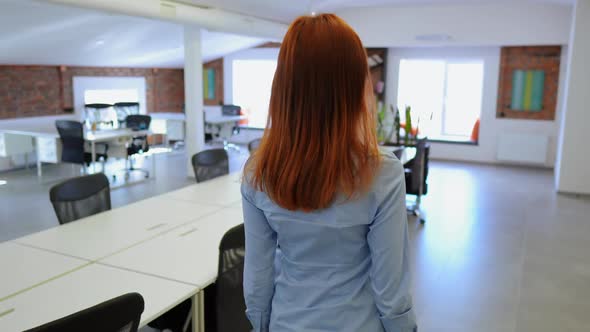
[241,151,417,332]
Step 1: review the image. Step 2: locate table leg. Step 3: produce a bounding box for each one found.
[91,141,96,173]
[191,291,205,332]
[35,137,42,179]
[151,153,156,180]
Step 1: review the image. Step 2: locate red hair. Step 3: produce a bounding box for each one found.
[247,14,380,211]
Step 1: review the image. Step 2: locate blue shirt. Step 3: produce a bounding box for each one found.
[241,151,416,332]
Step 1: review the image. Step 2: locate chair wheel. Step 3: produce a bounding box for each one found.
[420,218,426,224]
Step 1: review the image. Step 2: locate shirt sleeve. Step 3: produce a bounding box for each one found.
[241,184,276,332]
[367,159,417,332]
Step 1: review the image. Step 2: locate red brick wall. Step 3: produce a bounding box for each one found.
[0,66,62,119]
[0,65,185,119]
[496,46,561,120]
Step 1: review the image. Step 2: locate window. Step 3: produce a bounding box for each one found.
[397,59,484,141]
[232,59,277,128]
[84,89,139,105]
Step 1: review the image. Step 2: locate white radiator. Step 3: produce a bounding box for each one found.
[497,134,549,165]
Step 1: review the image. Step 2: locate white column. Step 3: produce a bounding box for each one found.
[183,26,205,177]
[555,0,590,194]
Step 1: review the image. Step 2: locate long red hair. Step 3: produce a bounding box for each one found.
[247,14,380,211]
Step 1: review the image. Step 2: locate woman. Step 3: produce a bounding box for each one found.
[241,13,416,332]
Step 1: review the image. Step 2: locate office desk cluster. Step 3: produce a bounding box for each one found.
[0,127,153,178]
[0,173,243,332]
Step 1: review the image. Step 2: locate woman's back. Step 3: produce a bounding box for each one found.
[242,151,416,332]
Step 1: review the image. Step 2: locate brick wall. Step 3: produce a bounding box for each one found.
[496,46,561,120]
[0,65,185,119]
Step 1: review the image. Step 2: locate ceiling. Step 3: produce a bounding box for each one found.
[0,0,265,68]
[0,0,574,67]
[183,0,574,22]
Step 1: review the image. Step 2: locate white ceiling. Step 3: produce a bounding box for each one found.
[0,0,574,67]
[183,0,574,22]
[0,0,265,68]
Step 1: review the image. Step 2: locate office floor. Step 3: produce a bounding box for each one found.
[1,150,589,331]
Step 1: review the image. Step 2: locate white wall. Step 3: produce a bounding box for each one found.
[555,0,590,194]
[386,46,568,168]
[337,3,572,47]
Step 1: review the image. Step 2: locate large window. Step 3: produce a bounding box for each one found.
[232,59,277,128]
[397,59,484,141]
[84,89,139,105]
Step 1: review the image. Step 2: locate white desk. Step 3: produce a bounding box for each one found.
[2,128,150,177]
[205,115,247,150]
[380,146,416,164]
[100,207,244,287]
[0,264,197,332]
[205,115,247,125]
[161,173,242,207]
[3,174,243,332]
[0,242,87,301]
[14,196,221,261]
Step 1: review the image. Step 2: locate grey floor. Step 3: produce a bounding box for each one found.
[1,150,590,331]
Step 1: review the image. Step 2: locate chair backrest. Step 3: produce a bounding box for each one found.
[191,149,229,183]
[408,139,429,195]
[247,138,261,153]
[55,120,85,164]
[221,104,241,116]
[49,173,111,225]
[114,102,140,123]
[216,224,251,332]
[25,293,144,332]
[125,114,151,131]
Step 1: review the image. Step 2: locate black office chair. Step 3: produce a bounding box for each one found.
[114,102,140,126]
[124,115,152,179]
[404,139,430,224]
[148,224,249,332]
[55,120,108,170]
[85,103,115,129]
[24,293,144,332]
[191,149,229,183]
[49,173,111,225]
[248,138,262,153]
[215,223,250,332]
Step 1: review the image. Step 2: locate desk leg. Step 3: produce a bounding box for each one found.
[151,153,156,180]
[191,291,205,332]
[91,141,96,173]
[35,137,42,179]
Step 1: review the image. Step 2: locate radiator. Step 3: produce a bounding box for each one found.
[497,134,549,165]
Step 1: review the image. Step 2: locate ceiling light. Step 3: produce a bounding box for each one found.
[0,180,6,186]
[95,39,105,46]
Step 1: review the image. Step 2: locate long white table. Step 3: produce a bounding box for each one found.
[0,264,197,332]
[14,195,221,261]
[100,207,244,287]
[0,242,87,302]
[2,173,243,332]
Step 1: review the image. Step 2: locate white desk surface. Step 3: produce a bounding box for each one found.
[1,128,151,142]
[380,146,416,164]
[85,128,150,142]
[100,207,244,288]
[0,264,197,331]
[0,242,87,301]
[14,196,222,261]
[161,174,243,207]
[205,115,247,125]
